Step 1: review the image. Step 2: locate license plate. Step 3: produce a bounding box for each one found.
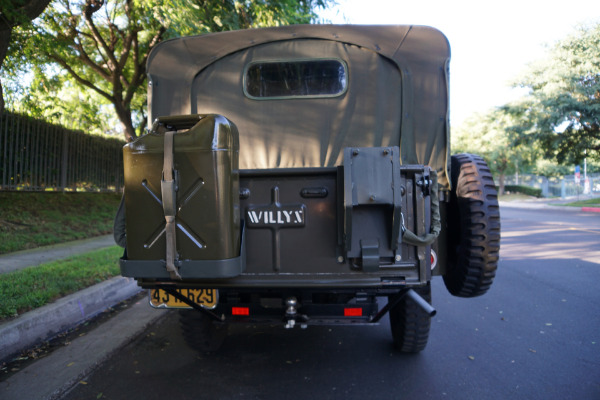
[149,288,218,309]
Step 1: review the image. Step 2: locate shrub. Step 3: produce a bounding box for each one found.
[503,185,542,197]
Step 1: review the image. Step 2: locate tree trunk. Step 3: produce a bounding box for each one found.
[498,173,505,196]
[0,29,11,113]
[114,103,136,142]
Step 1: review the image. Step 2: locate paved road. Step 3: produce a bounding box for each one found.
[59,206,600,400]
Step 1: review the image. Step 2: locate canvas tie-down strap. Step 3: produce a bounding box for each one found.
[161,130,182,280]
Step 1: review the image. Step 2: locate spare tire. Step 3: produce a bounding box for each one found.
[443,153,500,297]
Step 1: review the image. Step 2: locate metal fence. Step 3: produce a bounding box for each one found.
[1,111,124,192]
[504,173,600,198]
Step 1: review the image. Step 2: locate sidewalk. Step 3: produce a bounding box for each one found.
[499,196,600,213]
[0,236,144,364]
[0,235,116,274]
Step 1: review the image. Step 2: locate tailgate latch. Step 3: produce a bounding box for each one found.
[360,239,380,272]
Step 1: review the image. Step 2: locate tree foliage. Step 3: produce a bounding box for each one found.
[452,106,537,193]
[0,0,52,112]
[511,23,600,165]
[6,0,165,140]
[4,0,332,140]
[144,0,330,37]
[454,22,600,187]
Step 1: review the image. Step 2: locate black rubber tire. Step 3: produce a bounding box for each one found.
[443,153,501,298]
[389,284,432,353]
[179,310,227,353]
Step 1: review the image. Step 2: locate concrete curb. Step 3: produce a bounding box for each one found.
[0,296,167,400]
[0,276,141,364]
[582,207,600,213]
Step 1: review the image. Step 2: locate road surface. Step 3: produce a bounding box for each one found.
[61,206,600,400]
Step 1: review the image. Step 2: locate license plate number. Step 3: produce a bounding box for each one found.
[149,288,218,309]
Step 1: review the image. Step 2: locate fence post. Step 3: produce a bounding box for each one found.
[1,111,6,188]
[61,130,69,190]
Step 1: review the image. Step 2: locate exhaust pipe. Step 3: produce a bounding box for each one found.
[406,288,437,317]
[371,287,436,323]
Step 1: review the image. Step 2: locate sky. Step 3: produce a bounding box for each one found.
[319,0,600,125]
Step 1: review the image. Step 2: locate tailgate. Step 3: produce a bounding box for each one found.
[236,149,432,287]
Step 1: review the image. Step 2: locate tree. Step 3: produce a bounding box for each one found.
[453,106,537,194]
[6,0,166,141]
[0,0,51,112]
[511,23,600,165]
[143,0,330,37]
[4,0,332,141]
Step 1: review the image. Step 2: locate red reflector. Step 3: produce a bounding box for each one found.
[232,307,249,316]
[430,249,438,270]
[344,308,362,317]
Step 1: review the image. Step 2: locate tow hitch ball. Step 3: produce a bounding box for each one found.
[284,297,307,329]
[284,297,298,329]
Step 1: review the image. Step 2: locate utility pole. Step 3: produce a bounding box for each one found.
[583,149,589,194]
[584,150,587,181]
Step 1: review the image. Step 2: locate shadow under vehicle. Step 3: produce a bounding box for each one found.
[117,25,500,353]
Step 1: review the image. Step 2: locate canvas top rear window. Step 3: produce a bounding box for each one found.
[244,59,348,99]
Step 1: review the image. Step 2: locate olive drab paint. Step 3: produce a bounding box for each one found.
[122,114,240,262]
[119,25,500,353]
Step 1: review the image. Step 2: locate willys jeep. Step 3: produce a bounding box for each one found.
[116,24,500,353]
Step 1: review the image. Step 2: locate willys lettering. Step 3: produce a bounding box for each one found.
[246,206,305,227]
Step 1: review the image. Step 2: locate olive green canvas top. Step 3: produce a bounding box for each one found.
[146,25,451,190]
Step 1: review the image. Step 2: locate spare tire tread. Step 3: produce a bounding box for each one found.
[444,153,500,297]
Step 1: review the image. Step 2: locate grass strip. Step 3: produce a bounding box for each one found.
[0,246,122,320]
[560,198,600,207]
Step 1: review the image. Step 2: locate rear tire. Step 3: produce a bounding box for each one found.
[389,284,432,353]
[179,309,227,353]
[443,153,500,297]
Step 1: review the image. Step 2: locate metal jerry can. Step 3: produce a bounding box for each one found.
[121,114,242,280]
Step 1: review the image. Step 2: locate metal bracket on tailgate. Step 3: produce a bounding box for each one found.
[360,239,380,272]
[343,146,403,268]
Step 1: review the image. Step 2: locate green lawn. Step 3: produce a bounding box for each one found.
[0,246,122,320]
[560,198,600,207]
[0,191,121,254]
